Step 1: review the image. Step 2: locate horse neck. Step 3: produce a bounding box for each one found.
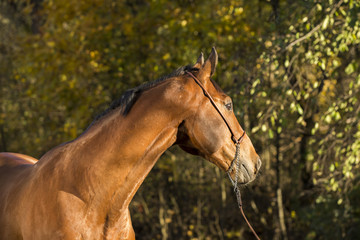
[54,80,190,213]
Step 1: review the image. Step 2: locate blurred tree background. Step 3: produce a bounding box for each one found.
[1,0,359,239]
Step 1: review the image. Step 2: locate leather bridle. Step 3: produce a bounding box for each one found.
[186,71,246,146]
[186,71,261,240]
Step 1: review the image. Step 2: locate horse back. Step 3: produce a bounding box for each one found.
[0,152,38,167]
[0,152,37,191]
[0,153,37,240]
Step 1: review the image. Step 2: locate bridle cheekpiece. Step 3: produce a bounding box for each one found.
[186,71,261,240]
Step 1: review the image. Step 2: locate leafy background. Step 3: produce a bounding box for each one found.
[0,0,359,239]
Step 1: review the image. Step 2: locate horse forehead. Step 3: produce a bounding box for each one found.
[210,79,224,93]
[178,75,228,104]
[208,80,228,99]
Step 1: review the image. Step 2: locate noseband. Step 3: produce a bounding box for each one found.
[186,71,260,240]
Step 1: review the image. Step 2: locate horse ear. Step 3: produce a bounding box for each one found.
[193,52,204,69]
[198,47,218,79]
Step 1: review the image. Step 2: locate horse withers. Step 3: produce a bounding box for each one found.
[0,48,261,240]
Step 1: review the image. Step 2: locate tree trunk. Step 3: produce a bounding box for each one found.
[276,129,288,240]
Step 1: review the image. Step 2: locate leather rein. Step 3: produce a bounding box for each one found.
[186,71,260,240]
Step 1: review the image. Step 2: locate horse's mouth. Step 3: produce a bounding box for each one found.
[240,163,254,184]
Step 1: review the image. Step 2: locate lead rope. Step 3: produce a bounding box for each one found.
[227,142,261,240]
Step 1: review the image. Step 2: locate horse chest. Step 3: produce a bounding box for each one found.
[103,211,135,240]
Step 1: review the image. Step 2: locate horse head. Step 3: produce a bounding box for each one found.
[177,48,261,185]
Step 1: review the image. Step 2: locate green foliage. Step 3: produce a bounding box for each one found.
[1,0,359,239]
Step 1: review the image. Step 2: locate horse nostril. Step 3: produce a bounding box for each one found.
[257,158,262,170]
[254,157,262,174]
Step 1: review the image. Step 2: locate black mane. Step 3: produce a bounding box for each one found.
[94,64,196,121]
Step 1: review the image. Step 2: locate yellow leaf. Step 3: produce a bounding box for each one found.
[265,40,272,48]
[163,53,171,60]
[47,41,55,48]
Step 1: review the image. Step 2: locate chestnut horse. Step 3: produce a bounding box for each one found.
[0,48,261,240]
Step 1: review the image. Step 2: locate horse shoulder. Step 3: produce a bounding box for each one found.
[56,191,94,239]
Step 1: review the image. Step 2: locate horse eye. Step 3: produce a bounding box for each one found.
[225,102,232,111]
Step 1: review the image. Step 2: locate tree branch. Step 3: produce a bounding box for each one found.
[284,0,344,51]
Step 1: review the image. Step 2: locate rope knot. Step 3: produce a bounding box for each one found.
[226,137,261,240]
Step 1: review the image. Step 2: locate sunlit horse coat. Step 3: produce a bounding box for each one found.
[0,48,261,240]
